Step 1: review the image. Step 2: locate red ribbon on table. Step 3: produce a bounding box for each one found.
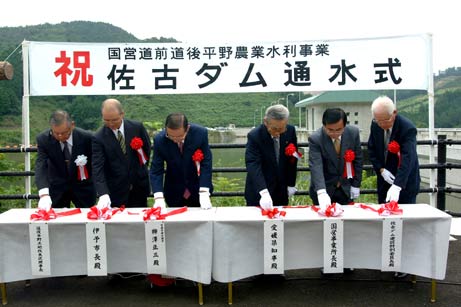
[355,201,403,216]
[260,207,286,219]
[311,203,344,217]
[192,149,204,176]
[130,137,148,165]
[30,208,82,221]
[343,149,356,179]
[143,206,188,221]
[284,143,302,163]
[86,205,126,220]
[387,140,401,167]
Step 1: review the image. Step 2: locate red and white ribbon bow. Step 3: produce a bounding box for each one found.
[192,149,204,176]
[343,149,356,179]
[284,143,302,163]
[74,154,89,180]
[387,140,401,167]
[130,137,148,165]
[312,202,344,217]
[354,201,403,216]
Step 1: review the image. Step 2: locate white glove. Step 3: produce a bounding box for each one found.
[386,184,402,202]
[153,192,167,214]
[259,189,273,210]
[38,195,52,211]
[199,187,212,210]
[96,194,111,210]
[287,186,297,197]
[350,186,360,199]
[317,189,331,210]
[381,169,395,185]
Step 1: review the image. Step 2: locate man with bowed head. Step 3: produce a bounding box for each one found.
[245,104,298,209]
[367,95,420,204]
[92,98,151,208]
[308,108,363,208]
[150,113,213,211]
[35,110,96,209]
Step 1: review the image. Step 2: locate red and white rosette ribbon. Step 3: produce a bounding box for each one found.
[343,149,356,179]
[87,205,125,220]
[143,206,188,221]
[284,143,302,163]
[192,149,204,176]
[130,137,148,165]
[387,140,401,167]
[311,202,344,217]
[30,208,81,221]
[354,201,403,216]
[74,155,89,181]
[260,207,286,219]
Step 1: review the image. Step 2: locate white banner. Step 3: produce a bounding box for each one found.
[264,220,284,274]
[145,221,167,274]
[26,34,431,96]
[323,219,344,273]
[85,222,108,276]
[381,218,403,272]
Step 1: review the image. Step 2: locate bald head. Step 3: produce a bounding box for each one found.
[102,98,124,130]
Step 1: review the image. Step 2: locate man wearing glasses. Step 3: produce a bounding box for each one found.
[245,104,298,209]
[92,98,151,208]
[35,110,96,209]
[308,108,363,207]
[367,95,420,204]
[150,113,213,210]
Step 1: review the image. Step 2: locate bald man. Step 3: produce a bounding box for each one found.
[92,98,151,208]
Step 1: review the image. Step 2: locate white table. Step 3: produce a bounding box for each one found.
[212,204,452,283]
[0,208,214,285]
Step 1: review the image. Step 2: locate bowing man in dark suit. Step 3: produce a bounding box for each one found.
[308,108,363,207]
[92,99,151,208]
[150,113,213,210]
[368,96,420,204]
[35,110,96,209]
[245,104,298,209]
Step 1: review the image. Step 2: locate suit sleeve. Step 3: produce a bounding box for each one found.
[245,133,267,193]
[198,129,213,189]
[149,135,165,193]
[394,125,418,189]
[34,134,49,190]
[91,134,109,196]
[367,124,384,174]
[308,134,326,192]
[352,128,363,187]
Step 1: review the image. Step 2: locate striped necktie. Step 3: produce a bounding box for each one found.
[117,130,126,155]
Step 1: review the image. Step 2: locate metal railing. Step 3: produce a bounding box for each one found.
[1,137,461,215]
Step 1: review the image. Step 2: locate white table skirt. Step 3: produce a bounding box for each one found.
[0,204,451,285]
[212,204,452,282]
[0,208,214,284]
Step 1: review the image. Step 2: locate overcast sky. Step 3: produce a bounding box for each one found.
[2,0,459,72]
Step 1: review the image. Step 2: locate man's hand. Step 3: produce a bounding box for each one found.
[381,169,395,185]
[350,186,360,199]
[259,189,273,210]
[317,189,331,209]
[96,194,111,210]
[199,187,212,210]
[38,195,52,211]
[287,186,297,197]
[386,184,402,202]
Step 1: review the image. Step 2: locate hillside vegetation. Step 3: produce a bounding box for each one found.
[1,21,461,146]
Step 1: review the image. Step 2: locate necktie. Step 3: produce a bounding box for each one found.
[273,137,280,163]
[384,129,390,161]
[178,142,184,154]
[334,138,341,156]
[63,141,71,172]
[117,130,126,155]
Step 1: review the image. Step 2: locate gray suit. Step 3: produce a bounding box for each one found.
[308,125,363,204]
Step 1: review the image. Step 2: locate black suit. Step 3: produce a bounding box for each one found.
[245,124,298,206]
[35,127,96,208]
[368,114,420,204]
[92,119,151,207]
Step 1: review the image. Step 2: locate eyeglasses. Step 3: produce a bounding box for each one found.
[51,128,72,137]
[372,116,394,124]
[165,128,188,141]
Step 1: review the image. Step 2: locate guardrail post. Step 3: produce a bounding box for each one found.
[437,135,447,211]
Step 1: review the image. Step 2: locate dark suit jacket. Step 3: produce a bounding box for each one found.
[308,125,363,202]
[150,124,213,207]
[35,127,96,208]
[245,124,298,206]
[367,114,420,203]
[92,119,151,207]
